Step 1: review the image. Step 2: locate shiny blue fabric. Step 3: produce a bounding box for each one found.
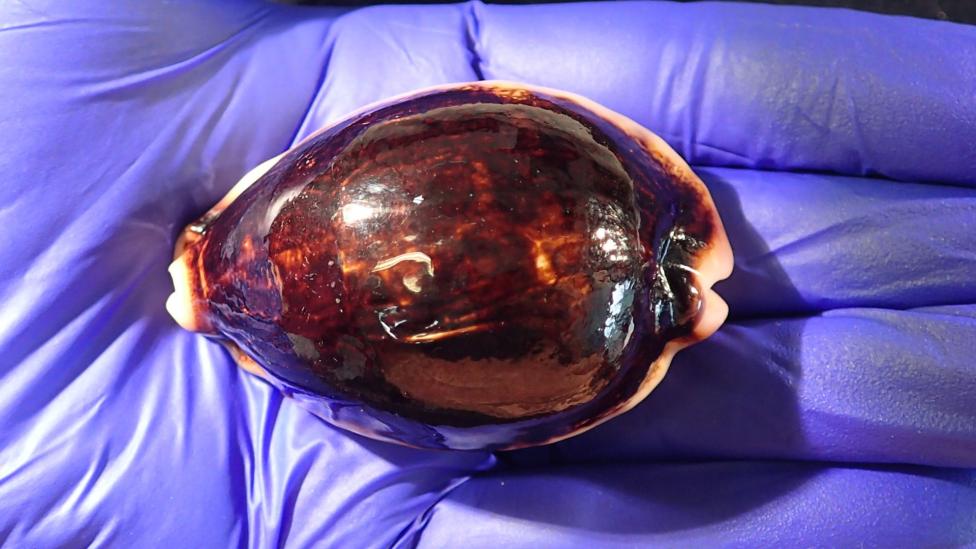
[0,1,974,546]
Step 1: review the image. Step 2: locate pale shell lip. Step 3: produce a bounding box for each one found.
[166,255,207,333]
[165,80,734,450]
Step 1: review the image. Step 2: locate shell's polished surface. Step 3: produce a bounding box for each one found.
[168,82,732,450]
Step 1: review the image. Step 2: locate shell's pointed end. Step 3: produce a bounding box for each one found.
[167,244,215,334]
[591,235,734,435]
[689,231,734,345]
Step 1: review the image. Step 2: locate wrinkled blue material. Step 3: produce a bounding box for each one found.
[0,0,974,546]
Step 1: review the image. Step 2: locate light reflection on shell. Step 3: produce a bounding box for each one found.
[167,81,733,450]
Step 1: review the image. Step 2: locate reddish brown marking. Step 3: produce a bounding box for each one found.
[173,84,725,448]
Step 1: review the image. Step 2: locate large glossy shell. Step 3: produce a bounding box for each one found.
[168,81,733,450]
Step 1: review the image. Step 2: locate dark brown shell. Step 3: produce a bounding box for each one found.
[168,81,732,450]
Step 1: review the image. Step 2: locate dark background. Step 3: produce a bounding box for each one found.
[289,0,976,25]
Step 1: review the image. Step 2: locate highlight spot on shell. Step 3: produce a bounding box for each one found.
[167,81,732,451]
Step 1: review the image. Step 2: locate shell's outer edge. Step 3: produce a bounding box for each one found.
[166,154,284,334]
[171,80,735,450]
[210,154,286,221]
[217,344,425,449]
[166,231,213,334]
[221,340,271,381]
[166,259,200,332]
[499,342,683,451]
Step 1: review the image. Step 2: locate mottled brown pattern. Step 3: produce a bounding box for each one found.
[171,82,730,448]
